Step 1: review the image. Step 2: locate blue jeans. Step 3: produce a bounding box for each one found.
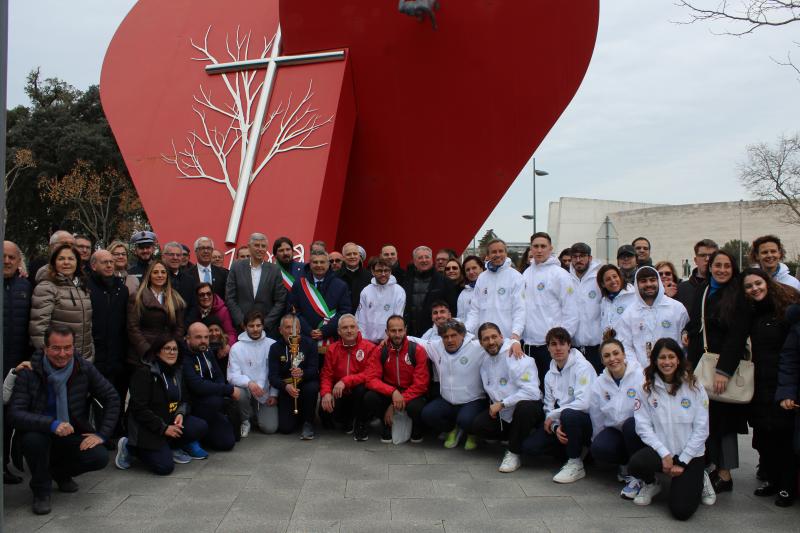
[421,397,488,434]
[590,417,643,465]
[522,408,592,459]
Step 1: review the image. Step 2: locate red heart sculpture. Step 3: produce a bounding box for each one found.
[280,0,598,258]
[101,0,355,264]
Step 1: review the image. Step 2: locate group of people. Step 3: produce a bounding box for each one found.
[4,228,800,521]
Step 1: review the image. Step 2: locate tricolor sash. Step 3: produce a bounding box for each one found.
[300,278,337,350]
[280,267,295,292]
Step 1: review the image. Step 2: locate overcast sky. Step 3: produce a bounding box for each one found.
[8,1,800,244]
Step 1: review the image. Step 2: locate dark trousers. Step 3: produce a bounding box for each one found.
[325,384,368,426]
[421,397,488,434]
[628,446,704,521]
[4,405,13,467]
[192,403,235,451]
[577,345,602,375]
[92,368,127,439]
[362,390,426,429]
[522,408,592,459]
[130,415,208,476]
[753,426,798,493]
[524,344,550,394]
[470,400,544,454]
[590,417,644,465]
[21,432,109,496]
[277,379,320,434]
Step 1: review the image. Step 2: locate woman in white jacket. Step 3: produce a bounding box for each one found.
[456,256,483,322]
[588,331,645,500]
[629,337,714,519]
[597,265,636,337]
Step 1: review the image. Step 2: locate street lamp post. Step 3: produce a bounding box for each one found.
[521,157,549,235]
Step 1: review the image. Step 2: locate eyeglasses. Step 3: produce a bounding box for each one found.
[444,266,460,272]
[197,292,213,299]
[111,252,127,257]
[161,346,179,353]
[46,346,74,354]
[330,259,343,263]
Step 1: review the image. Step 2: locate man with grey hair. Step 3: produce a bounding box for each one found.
[338,242,371,309]
[402,245,456,337]
[161,241,197,307]
[191,236,228,298]
[226,233,287,335]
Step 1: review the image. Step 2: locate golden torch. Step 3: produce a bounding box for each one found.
[288,316,304,415]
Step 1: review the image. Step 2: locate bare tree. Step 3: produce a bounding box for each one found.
[4,148,36,225]
[739,133,800,224]
[676,1,800,36]
[162,27,333,200]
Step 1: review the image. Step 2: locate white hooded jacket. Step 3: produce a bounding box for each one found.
[522,255,578,345]
[480,340,541,422]
[570,260,603,347]
[634,375,709,464]
[599,284,637,336]
[466,258,525,339]
[588,359,643,439]
[414,333,487,405]
[773,262,800,290]
[544,348,596,424]
[356,275,406,342]
[456,284,476,322]
[227,330,278,400]
[616,267,689,368]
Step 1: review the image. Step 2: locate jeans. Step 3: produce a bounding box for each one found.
[470,400,544,454]
[522,408,592,459]
[421,397,488,434]
[590,417,643,465]
[20,432,109,496]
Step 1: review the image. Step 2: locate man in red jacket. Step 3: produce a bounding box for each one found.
[319,314,377,440]
[362,315,430,443]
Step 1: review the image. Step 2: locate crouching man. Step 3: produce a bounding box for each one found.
[10,325,120,515]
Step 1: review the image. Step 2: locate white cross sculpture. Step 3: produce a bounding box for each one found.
[205,25,345,245]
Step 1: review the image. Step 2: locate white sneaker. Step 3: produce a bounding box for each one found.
[620,476,643,500]
[498,450,521,473]
[634,480,661,506]
[701,470,717,505]
[552,459,585,483]
[240,420,251,438]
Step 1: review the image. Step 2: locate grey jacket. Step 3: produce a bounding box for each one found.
[225,259,287,334]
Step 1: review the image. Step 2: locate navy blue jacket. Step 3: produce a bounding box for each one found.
[288,265,352,340]
[87,273,128,378]
[3,273,32,373]
[181,343,233,410]
[268,335,319,392]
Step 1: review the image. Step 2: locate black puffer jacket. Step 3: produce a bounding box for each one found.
[126,360,189,450]
[402,265,456,337]
[9,351,120,439]
[3,273,32,373]
[88,273,129,377]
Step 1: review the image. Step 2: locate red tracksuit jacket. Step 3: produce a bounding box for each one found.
[320,334,377,396]
[366,337,429,402]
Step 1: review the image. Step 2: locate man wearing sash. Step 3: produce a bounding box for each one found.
[288,248,352,355]
[273,237,304,292]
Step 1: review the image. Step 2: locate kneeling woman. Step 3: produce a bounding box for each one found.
[588,331,644,499]
[629,338,714,519]
[115,336,209,474]
[522,327,596,484]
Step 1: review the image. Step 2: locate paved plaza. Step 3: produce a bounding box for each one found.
[3,432,798,532]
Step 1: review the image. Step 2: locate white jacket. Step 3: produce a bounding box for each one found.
[415,333,487,405]
[456,284,476,322]
[356,275,406,342]
[480,341,541,422]
[227,331,278,400]
[588,360,643,439]
[466,258,525,339]
[544,348,596,424]
[599,285,637,336]
[522,255,578,345]
[634,375,709,464]
[570,261,603,347]
[773,262,800,290]
[616,267,689,368]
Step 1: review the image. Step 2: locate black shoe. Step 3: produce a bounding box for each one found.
[32,495,51,515]
[353,422,369,442]
[756,463,767,481]
[754,481,779,497]
[3,467,22,485]
[711,475,733,494]
[56,477,79,493]
[775,490,795,507]
[410,427,424,443]
[380,425,392,443]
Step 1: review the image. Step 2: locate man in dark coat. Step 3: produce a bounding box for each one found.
[10,325,120,515]
[337,242,372,310]
[676,239,718,313]
[162,241,198,310]
[402,246,456,337]
[190,237,228,299]
[127,230,157,284]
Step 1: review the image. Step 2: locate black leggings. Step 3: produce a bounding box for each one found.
[470,400,544,454]
[628,446,704,521]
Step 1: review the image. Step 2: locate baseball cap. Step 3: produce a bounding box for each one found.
[617,244,636,258]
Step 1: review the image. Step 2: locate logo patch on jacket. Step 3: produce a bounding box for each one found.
[627,388,636,398]
[520,372,530,382]
[497,287,506,295]
[680,398,691,409]
[537,282,545,291]
[588,290,597,299]
[616,306,624,315]
[459,356,469,365]
[604,391,611,401]
[383,304,390,311]
[499,377,508,386]
[568,386,574,397]
[194,364,200,373]
[579,375,589,386]
[356,349,365,362]
[404,354,412,365]
[661,320,672,328]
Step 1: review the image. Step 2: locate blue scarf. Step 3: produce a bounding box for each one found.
[709,277,723,297]
[486,261,502,273]
[42,356,74,424]
[468,280,477,289]
[608,290,621,302]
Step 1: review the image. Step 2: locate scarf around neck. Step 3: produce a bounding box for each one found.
[43,355,74,424]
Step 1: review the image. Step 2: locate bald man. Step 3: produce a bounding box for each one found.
[337,242,372,309]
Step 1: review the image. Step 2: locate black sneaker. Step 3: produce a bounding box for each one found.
[776,490,795,507]
[353,422,369,442]
[410,426,424,443]
[56,477,79,493]
[32,495,51,515]
[754,481,779,497]
[380,425,392,443]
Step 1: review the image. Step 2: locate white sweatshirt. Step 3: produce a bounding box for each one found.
[773,262,800,291]
[521,255,579,346]
[570,261,603,347]
[456,284,476,322]
[356,275,406,343]
[634,375,709,464]
[413,333,487,405]
[543,348,596,424]
[599,285,637,336]
[616,267,689,368]
[466,258,525,339]
[227,331,278,401]
[588,360,643,439]
[480,340,541,422]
